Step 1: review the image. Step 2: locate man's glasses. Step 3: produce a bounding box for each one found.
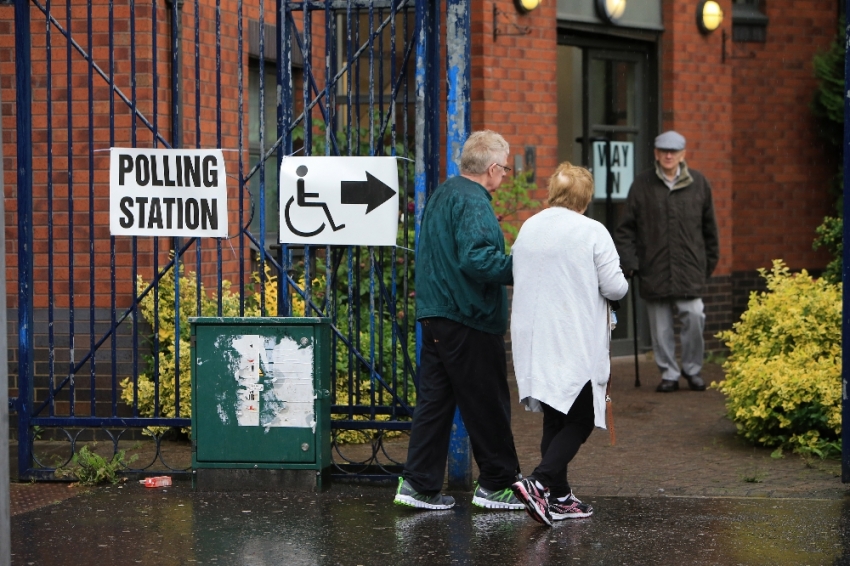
[493,163,512,173]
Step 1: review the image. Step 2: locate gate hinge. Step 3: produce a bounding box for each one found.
[190,336,196,348]
[314,389,330,399]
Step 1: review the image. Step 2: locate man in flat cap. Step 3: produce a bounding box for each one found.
[615,131,719,393]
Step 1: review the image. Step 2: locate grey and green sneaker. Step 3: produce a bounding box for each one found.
[471,483,525,510]
[393,477,455,510]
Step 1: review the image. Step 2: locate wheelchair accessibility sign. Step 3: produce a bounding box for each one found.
[279,156,399,246]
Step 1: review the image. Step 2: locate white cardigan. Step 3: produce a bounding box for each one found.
[511,207,629,428]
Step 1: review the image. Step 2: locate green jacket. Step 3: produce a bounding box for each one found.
[415,176,513,335]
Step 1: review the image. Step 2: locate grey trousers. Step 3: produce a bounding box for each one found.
[646,298,705,381]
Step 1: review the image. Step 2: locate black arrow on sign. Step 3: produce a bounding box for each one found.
[340,171,396,214]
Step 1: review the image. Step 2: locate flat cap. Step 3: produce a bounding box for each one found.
[654,131,686,151]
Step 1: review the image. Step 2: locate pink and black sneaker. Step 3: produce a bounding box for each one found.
[549,492,593,520]
[511,477,552,527]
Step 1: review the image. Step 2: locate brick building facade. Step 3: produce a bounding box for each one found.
[474,0,836,354]
[0,0,841,428]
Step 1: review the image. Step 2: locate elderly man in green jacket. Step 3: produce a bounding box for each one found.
[615,131,720,394]
[393,130,523,511]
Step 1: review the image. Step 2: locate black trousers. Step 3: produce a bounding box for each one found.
[403,317,520,493]
[530,380,595,499]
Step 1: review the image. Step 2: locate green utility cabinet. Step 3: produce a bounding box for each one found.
[190,317,331,491]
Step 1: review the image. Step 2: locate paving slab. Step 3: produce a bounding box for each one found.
[334,359,845,500]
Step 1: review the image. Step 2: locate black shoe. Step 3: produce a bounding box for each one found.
[683,372,706,391]
[549,492,593,520]
[655,379,679,392]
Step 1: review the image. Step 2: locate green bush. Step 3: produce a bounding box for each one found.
[811,17,845,283]
[55,444,138,485]
[811,16,844,153]
[813,215,843,284]
[492,171,540,251]
[713,260,841,458]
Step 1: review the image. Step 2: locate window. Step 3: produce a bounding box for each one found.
[732,0,768,43]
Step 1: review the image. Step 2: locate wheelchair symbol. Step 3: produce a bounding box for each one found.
[284,165,346,237]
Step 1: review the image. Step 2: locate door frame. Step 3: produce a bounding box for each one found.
[556,25,660,175]
[556,25,661,356]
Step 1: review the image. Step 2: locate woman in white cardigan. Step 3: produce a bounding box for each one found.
[510,162,629,527]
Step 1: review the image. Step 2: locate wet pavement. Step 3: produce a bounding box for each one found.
[10,481,850,565]
[9,359,850,564]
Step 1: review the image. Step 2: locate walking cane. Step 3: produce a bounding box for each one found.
[606,303,616,446]
[631,275,641,387]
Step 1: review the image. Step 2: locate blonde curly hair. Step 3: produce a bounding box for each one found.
[547,162,594,212]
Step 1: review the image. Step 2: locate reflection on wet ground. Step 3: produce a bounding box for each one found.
[11,482,850,565]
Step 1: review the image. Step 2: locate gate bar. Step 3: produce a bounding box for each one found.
[841,2,849,483]
[14,0,35,482]
[1,51,10,566]
[446,0,473,491]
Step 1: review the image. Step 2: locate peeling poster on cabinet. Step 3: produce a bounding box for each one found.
[216,334,316,431]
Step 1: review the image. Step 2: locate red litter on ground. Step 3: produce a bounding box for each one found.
[140,476,172,488]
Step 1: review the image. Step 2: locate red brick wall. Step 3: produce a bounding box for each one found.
[661,0,734,278]
[470,0,558,214]
[1,7,17,306]
[730,0,836,273]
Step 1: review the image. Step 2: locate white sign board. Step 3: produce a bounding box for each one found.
[279,157,399,246]
[110,148,229,238]
[592,141,634,201]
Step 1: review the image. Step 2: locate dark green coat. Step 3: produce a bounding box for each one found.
[415,176,513,335]
[615,161,719,301]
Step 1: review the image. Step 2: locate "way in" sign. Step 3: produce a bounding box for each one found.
[592,141,634,201]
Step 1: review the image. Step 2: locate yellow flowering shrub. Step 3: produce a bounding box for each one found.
[329,299,413,444]
[120,263,290,435]
[713,260,842,458]
[121,260,407,444]
[332,378,405,445]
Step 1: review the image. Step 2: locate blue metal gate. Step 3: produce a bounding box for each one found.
[9,0,445,480]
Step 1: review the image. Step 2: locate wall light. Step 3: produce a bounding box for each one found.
[515,0,541,13]
[596,0,626,25]
[697,0,724,33]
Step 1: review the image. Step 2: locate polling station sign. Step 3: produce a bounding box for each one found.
[110,148,228,238]
[592,141,634,201]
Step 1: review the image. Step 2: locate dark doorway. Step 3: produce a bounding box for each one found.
[557,31,658,356]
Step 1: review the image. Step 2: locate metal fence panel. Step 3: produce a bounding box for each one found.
[9,0,437,481]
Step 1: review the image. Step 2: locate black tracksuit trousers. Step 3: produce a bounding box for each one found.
[402,317,520,494]
[529,380,595,499]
